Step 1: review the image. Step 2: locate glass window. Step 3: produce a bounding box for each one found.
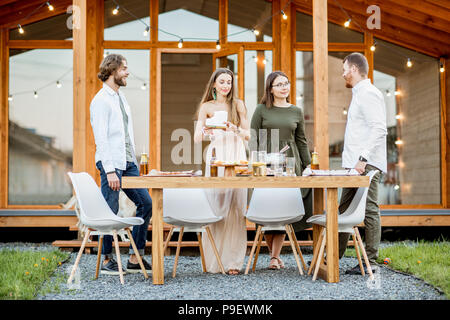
[10,13,73,40]
[8,49,73,205]
[373,38,441,205]
[245,50,272,120]
[158,0,219,42]
[296,11,363,43]
[160,53,213,172]
[104,0,150,41]
[228,0,272,42]
[103,49,150,157]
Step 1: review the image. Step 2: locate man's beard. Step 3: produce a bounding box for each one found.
[114,75,127,87]
[344,75,353,88]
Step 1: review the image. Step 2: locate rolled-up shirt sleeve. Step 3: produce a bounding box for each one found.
[90,98,115,173]
[359,90,387,162]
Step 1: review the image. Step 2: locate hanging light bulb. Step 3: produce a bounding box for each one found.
[296,94,303,101]
[395,114,402,120]
[440,62,445,73]
[370,42,376,52]
[253,29,260,36]
[343,108,348,115]
[395,139,403,145]
[56,81,62,88]
[143,26,149,37]
[8,95,13,102]
[253,56,258,63]
[386,90,391,97]
[46,2,54,11]
[34,91,38,99]
[394,184,400,190]
[141,83,147,90]
[281,10,288,20]
[178,39,183,48]
[18,24,24,34]
[406,58,413,68]
[103,51,110,58]
[216,40,221,50]
[344,19,351,27]
[262,59,267,65]
[112,5,119,15]
[394,90,401,96]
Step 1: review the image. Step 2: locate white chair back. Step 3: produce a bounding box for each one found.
[246,188,305,225]
[68,172,115,222]
[340,170,378,226]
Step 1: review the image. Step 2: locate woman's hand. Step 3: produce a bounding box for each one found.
[225,122,240,134]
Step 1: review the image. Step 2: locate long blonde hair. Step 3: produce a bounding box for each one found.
[195,68,241,126]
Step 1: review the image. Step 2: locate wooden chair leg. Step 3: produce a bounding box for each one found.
[163,226,174,253]
[252,229,264,272]
[197,232,207,273]
[352,228,365,276]
[354,227,374,280]
[245,225,262,275]
[312,232,326,282]
[289,224,307,271]
[285,225,304,275]
[126,228,149,279]
[205,226,226,275]
[172,227,184,278]
[112,230,124,284]
[308,227,324,275]
[94,235,103,279]
[68,230,90,284]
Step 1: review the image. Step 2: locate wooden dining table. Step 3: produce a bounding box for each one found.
[121,175,370,285]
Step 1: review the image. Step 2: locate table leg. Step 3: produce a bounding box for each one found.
[312,188,324,251]
[151,188,164,285]
[325,188,339,283]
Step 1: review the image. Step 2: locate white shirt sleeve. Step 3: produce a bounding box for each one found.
[90,97,116,173]
[359,89,387,162]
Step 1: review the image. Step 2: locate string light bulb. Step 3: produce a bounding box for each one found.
[370,42,376,52]
[253,56,258,63]
[386,90,391,97]
[216,40,221,50]
[253,29,260,36]
[56,81,62,88]
[394,90,401,96]
[344,19,351,27]
[178,39,183,48]
[343,108,348,115]
[8,95,13,102]
[395,114,402,120]
[112,5,119,15]
[18,24,24,34]
[34,91,38,99]
[406,58,413,68]
[281,10,288,20]
[46,2,54,11]
[395,139,403,145]
[440,62,445,73]
[141,83,147,90]
[143,26,149,37]
[262,59,267,65]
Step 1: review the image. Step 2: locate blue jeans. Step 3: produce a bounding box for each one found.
[96,161,152,259]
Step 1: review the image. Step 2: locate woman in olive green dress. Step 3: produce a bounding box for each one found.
[250,71,312,270]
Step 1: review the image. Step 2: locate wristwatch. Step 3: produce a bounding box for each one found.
[358,156,368,163]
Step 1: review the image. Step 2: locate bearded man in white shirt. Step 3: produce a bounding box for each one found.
[90,54,152,275]
[339,52,387,274]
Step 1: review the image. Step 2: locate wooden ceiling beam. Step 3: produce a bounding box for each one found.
[0,0,72,29]
[294,0,448,57]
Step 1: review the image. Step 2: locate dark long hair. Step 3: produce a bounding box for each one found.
[260,71,290,108]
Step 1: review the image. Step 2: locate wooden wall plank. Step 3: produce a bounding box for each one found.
[312,0,329,169]
[73,0,103,182]
[0,28,8,208]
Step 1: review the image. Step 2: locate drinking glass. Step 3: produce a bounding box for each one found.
[286,157,296,176]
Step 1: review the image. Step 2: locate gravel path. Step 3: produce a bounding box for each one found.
[1,242,445,300]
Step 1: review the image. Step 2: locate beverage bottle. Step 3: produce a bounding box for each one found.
[311,148,319,170]
[210,147,218,177]
[140,152,148,175]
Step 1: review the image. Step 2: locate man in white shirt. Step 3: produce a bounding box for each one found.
[90,54,152,275]
[339,52,387,274]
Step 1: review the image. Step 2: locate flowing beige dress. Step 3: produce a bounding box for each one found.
[202,129,247,273]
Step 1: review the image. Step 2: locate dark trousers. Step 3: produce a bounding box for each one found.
[338,165,381,264]
[96,161,152,259]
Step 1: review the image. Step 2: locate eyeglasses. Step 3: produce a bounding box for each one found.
[272,81,290,88]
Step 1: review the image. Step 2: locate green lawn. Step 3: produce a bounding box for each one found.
[346,240,450,299]
[0,248,69,300]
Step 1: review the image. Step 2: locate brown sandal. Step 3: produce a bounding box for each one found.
[227,269,240,275]
[269,257,280,270]
[276,257,285,269]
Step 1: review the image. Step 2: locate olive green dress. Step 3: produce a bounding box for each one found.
[250,104,312,232]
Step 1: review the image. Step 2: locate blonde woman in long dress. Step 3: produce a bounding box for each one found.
[194,68,250,275]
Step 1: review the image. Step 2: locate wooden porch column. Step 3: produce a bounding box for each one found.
[73,0,104,181]
[0,28,8,208]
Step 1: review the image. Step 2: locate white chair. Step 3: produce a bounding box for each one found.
[244,188,307,275]
[66,172,149,285]
[306,170,378,281]
[162,188,226,277]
